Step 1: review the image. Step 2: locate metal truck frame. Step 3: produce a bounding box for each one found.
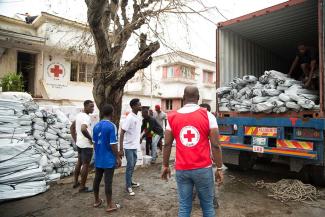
[216,0,325,185]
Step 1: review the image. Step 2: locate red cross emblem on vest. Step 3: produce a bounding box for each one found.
[50,65,63,77]
[180,126,200,147]
[184,130,195,142]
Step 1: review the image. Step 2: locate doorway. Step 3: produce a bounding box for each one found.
[17,52,36,95]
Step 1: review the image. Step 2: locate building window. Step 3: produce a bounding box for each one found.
[180,65,194,79]
[203,70,214,84]
[167,66,174,78]
[166,99,173,110]
[70,61,94,83]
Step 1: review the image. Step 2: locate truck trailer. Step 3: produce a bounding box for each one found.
[216,0,325,185]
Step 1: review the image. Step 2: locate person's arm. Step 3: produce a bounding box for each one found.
[161,129,174,181]
[288,56,299,76]
[140,119,147,141]
[70,121,76,143]
[111,144,121,167]
[209,128,224,186]
[81,124,92,143]
[163,113,167,128]
[119,129,126,157]
[109,125,121,167]
[304,51,316,87]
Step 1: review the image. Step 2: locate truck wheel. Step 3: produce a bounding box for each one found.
[310,165,325,186]
[238,151,255,171]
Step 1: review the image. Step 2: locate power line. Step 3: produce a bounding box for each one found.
[0,0,24,3]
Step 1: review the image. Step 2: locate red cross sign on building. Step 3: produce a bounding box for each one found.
[180,126,200,147]
[50,65,63,77]
[47,63,65,81]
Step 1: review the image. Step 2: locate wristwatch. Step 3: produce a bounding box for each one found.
[216,167,223,171]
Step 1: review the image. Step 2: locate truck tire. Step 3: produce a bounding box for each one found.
[238,151,255,171]
[310,165,325,186]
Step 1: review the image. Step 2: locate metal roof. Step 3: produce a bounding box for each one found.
[219,0,318,61]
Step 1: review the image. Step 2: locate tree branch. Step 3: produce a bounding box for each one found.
[86,0,111,69]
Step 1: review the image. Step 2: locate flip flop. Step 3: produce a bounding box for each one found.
[93,199,104,208]
[72,182,80,189]
[79,187,93,193]
[106,203,121,213]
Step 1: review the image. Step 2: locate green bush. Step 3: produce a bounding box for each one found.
[0,72,24,92]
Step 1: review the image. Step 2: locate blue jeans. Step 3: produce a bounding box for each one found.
[176,167,215,217]
[151,134,161,161]
[125,149,137,189]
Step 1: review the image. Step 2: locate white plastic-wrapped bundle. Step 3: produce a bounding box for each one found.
[273,106,288,114]
[286,102,301,112]
[264,89,281,96]
[251,102,274,113]
[216,86,232,95]
[217,70,319,113]
[252,96,269,104]
[243,75,258,83]
[298,99,315,109]
[0,92,79,201]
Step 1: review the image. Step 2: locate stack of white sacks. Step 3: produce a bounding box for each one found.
[0,92,77,201]
[32,108,78,182]
[217,70,319,113]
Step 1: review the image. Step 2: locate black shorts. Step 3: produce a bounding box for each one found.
[77,147,93,164]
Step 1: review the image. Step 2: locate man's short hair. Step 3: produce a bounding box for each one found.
[84,100,93,107]
[199,103,211,112]
[130,98,140,107]
[101,104,114,117]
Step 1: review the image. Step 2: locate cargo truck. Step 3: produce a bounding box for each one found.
[216,0,325,185]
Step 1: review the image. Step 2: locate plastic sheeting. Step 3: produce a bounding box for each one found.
[0,92,77,201]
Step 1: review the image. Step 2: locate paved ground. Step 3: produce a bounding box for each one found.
[1,155,325,217]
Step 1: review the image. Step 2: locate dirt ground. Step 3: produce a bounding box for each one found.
[1,156,325,217]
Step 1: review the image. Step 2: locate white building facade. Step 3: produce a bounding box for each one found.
[0,12,95,106]
[124,51,217,113]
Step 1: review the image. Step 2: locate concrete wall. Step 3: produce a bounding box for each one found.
[0,48,16,78]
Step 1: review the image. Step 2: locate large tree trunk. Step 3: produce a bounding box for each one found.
[86,0,160,127]
[92,69,124,126]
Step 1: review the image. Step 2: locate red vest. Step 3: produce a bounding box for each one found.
[168,108,212,170]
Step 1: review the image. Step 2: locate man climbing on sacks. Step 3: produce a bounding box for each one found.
[161,86,224,217]
[71,100,95,192]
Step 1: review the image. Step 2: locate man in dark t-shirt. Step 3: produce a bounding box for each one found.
[141,107,163,164]
[288,43,318,89]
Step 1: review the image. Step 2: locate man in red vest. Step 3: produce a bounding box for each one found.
[161,86,223,217]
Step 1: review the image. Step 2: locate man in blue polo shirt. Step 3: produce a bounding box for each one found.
[92,104,121,213]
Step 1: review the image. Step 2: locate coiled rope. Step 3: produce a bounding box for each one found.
[255,179,320,202]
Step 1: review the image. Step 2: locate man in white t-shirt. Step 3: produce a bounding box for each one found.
[119,98,142,196]
[70,100,94,193]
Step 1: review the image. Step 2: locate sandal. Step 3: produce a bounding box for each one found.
[79,187,93,193]
[93,199,104,208]
[106,203,121,213]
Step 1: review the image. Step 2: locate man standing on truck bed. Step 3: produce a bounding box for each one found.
[288,43,318,89]
[161,86,223,217]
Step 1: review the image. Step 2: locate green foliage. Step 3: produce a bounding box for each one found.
[0,72,24,92]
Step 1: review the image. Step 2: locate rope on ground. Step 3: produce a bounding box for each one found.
[254,179,320,202]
